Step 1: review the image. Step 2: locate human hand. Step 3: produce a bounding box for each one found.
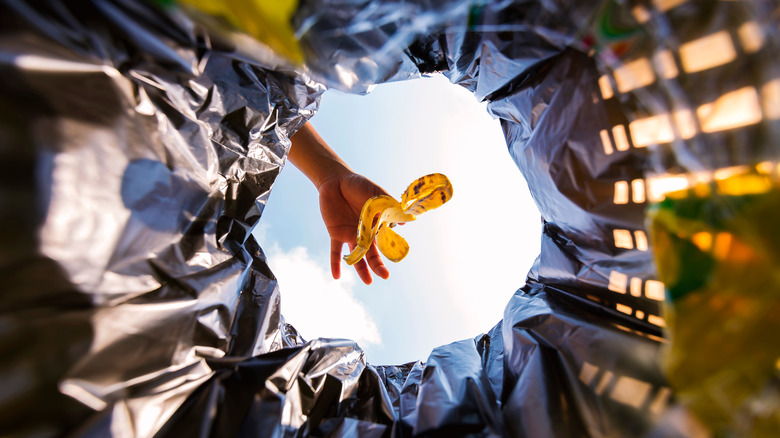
[317,172,392,284]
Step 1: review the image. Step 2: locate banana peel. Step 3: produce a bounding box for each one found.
[344,173,453,265]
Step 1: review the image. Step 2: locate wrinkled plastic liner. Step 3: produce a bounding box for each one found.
[2,0,778,436]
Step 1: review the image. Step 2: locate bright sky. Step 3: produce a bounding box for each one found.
[255,74,542,365]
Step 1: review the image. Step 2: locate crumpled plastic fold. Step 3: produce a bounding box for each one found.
[2,0,778,436]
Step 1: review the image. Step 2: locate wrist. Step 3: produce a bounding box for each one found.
[312,161,353,191]
[288,121,354,190]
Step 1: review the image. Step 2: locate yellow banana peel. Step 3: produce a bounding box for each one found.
[344,173,453,265]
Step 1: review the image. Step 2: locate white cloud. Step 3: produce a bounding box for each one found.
[263,243,382,348]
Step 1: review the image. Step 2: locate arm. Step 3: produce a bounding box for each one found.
[288,122,391,284]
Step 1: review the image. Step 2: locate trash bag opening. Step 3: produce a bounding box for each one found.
[256,74,542,366]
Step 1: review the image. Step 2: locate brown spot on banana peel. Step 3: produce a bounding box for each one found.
[412,179,425,195]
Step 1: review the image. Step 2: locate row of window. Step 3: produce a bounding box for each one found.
[601,22,764,102]
[599,83,774,155]
[615,161,779,207]
[607,270,666,327]
[608,270,665,301]
[579,360,672,413]
[613,229,648,251]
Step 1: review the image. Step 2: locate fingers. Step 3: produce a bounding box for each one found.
[332,240,389,285]
[353,258,373,285]
[347,242,373,285]
[365,242,390,280]
[330,239,342,280]
[337,240,373,284]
